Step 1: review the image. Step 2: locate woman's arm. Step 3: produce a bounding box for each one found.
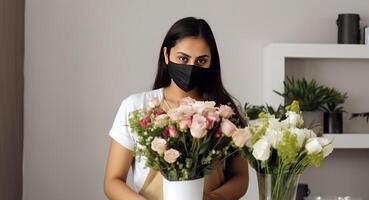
[205,155,249,200]
[104,139,146,200]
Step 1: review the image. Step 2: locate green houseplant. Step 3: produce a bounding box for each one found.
[321,87,348,133]
[273,76,327,134]
[273,76,327,111]
[350,112,369,123]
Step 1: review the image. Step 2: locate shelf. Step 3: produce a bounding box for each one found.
[263,43,369,108]
[264,43,369,59]
[263,43,369,149]
[323,134,369,149]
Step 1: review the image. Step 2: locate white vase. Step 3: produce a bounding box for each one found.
[163,177,205,200]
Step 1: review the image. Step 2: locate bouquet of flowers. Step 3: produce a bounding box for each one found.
[128,97,250,200]
[240,101,334,200]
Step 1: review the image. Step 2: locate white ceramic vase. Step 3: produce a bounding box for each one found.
[163,177,205,200]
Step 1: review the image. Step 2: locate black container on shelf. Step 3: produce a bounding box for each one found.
[324,112,343,133]
[296,183,310,200]
[336,13,361,44]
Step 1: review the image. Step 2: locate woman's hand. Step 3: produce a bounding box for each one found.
[104,139,146,200]
[205,155,249,200]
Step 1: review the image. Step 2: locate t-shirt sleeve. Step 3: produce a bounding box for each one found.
[108,98,135,150]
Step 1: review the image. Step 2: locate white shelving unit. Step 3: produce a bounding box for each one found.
[263,43,369,149]
[324,134,369,149]
[245,43,369,200]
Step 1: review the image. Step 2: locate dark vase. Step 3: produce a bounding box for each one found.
[323,112,343,133]
[336,13,361,44]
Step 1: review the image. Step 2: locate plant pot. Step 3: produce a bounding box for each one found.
[163,177,204,200]
[302,111,323,135]
[257,172,300,200]
[323,112,343,133]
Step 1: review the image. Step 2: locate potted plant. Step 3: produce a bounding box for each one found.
[320,87,348,133]
[274,76,327,134]
[350,112,369,123]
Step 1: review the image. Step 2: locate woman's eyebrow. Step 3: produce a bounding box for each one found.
[177,52,210,58]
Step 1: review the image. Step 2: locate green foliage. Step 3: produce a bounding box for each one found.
[244,103,286,120]
[276,131,299,165]
[350,112,369,123]
[274,76,348,113]
[274,76,328,111]
[321,87,348,112]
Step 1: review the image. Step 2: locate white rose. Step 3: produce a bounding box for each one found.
[164,148,180,163]
[305,138,322,154]
[252,137,271,161]
[192,101,216,115]
[154,114,169,127]
[151,137,167,154]
[167,105,194,121]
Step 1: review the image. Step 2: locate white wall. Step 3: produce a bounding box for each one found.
[24,0,369,199]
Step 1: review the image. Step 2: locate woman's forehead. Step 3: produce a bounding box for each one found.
[172,37,211,57]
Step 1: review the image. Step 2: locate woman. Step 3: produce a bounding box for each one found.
[104,17,249,200]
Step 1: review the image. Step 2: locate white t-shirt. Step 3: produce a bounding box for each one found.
[108,88,164,192]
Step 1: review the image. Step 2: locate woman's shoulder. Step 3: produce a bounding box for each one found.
[121,88,163,109]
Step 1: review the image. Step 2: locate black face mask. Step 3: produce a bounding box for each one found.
[167,60,210,92]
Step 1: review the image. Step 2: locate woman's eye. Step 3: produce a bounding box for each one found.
[197,59,207,65]
[178,56,188,63]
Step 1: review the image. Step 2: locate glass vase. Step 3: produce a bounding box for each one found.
[257,172,300,200]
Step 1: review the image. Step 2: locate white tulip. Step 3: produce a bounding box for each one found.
[268,117,282,131]
[322,143,333,157]
[284,111,304,128]
[290,128,307,148]
[265,128,283,149]
[252,137,271,161]
[318,137,334,158]
[305,138,322,154]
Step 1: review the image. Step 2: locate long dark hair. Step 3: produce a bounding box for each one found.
[153,17,246,127]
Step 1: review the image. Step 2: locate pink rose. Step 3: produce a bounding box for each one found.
[152,108,166,116]
[206,117,216,130]
[218,105,235,119]
[205,110,219,129]
[161,127,170,138]
[151,137,167,154]
[232,127,252,147]
[164,148,180,163]
[190,114,208,138]
[168,125,178,137]
[139,117,150,128]
[221,118,237,137]
[179,116,192,130]
[148,97,160,108]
